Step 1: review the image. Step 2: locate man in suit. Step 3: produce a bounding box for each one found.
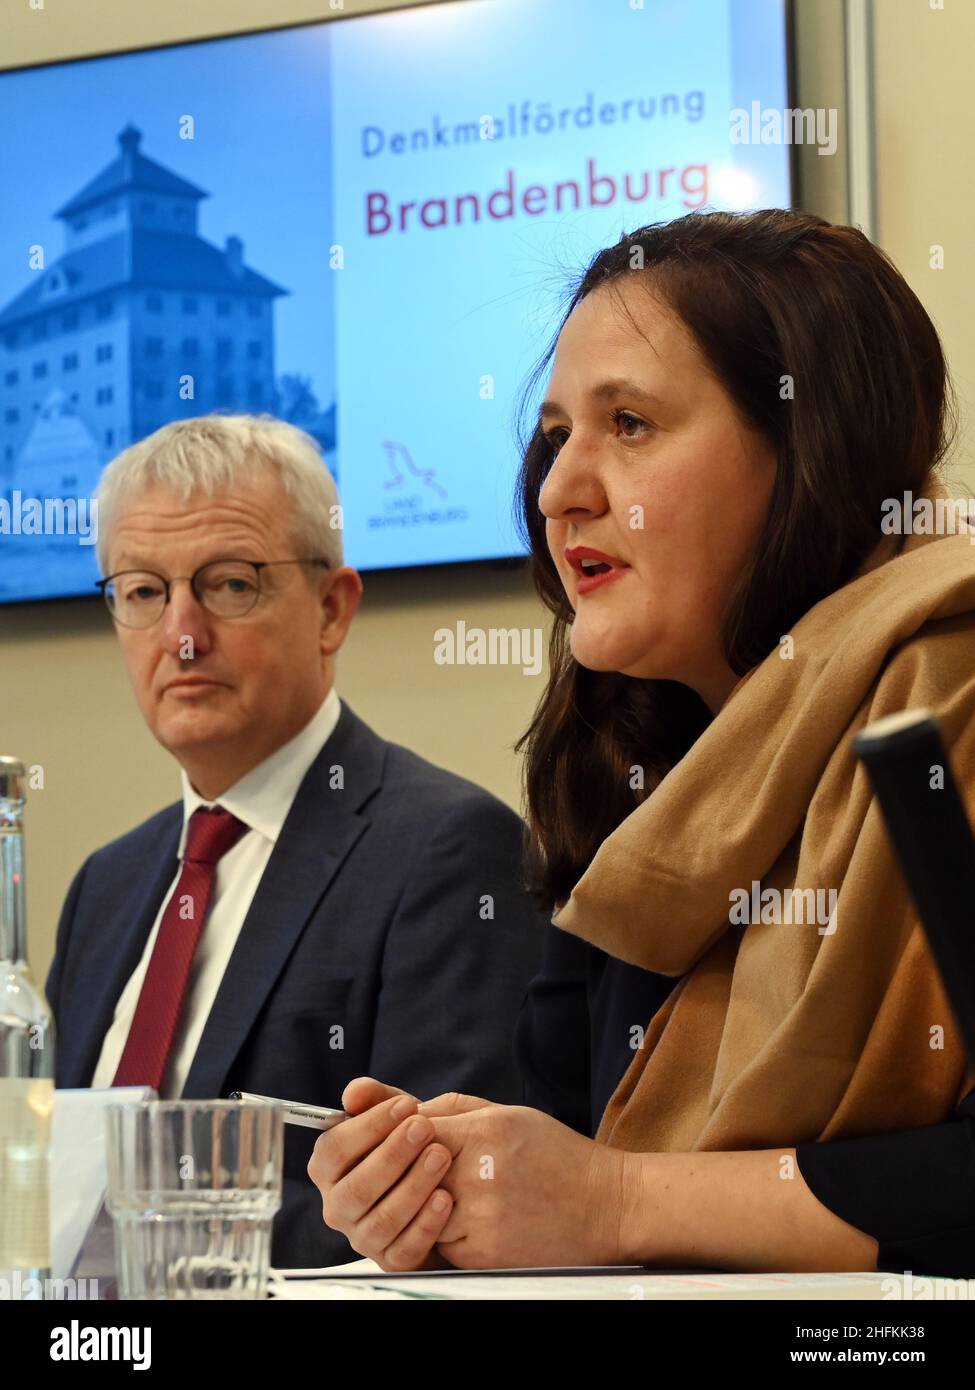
[46,412,545,1269]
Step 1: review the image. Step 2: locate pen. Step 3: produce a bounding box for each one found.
[229,1090,349,1131]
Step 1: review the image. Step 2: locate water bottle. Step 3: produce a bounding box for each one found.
[0,756,55,1298]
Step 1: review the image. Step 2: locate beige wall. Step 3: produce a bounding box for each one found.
[3,0,974,985]
[873,0,975,485]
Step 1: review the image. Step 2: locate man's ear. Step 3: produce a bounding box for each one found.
[319,566,363,657]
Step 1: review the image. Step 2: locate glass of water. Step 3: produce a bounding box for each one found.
[105,1099,283,1300]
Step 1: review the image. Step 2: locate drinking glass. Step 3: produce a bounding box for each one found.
[105,1099,283,1300]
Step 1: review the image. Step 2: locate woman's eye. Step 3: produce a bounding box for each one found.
[614,409,650,439]
[543,411,649,455]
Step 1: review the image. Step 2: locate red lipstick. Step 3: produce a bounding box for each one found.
[564,546,631,596]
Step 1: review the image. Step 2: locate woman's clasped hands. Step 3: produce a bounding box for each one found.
[307,1076,632,1271]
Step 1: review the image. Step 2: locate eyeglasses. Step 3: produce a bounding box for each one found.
[96,558,330,629]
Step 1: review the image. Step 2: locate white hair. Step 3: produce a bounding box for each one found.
[95,412,343,575]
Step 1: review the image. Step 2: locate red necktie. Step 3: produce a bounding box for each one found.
[112,806,249,1091]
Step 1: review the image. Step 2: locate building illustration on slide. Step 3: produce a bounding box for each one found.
[0,124,287,511]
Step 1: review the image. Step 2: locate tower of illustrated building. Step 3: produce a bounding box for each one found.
[0,124,288,500]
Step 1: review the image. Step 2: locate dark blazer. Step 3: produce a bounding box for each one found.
[47,698,546,1269]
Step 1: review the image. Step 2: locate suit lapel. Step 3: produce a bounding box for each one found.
[181,701,385,1099]
[60,811,181,1087]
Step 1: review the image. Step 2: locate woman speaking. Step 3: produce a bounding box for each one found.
[308,207,975,1275]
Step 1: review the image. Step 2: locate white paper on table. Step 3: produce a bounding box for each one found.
[50,1086,155,1280]
[270,1262,909,1301]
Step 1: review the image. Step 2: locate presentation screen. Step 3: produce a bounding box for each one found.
[0,0,792,603]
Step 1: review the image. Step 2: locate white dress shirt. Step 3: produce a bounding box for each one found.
[91,686,342,1098]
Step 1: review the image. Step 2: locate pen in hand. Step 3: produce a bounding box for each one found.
[229,1089,349,1131]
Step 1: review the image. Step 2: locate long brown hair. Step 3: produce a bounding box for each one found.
[514,208,955,910]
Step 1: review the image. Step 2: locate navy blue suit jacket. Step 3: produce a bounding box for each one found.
[47,699,546,1268]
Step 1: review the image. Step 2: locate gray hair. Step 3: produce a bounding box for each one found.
[95,413,343,575]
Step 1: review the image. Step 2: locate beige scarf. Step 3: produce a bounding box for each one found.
[552,493,975,1152]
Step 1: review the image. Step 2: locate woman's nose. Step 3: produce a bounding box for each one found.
[539,441,606,520]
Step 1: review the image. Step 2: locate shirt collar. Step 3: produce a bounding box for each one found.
[177,686,342,856]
